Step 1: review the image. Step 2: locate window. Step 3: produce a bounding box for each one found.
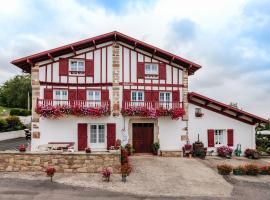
[87,90,101,107]
[90,124,106,149]
[195,108,203,117]
[160,92,172,109]
[131,91,144,106]
[53,90,68,105]
[69,59,85,74]
[145,63,158,75]
[214,130,226,145]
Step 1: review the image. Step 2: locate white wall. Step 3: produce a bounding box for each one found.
[188,104,256,153]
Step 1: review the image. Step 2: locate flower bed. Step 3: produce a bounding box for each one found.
[121,106,185,120]
[217,146,233,158]
[35,105,110,119]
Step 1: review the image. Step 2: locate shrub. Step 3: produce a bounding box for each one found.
[121,147,129,164]
[5,116,24,131]
[217,146,233,158]
[259,166,270,175]
[151,142,160,155]
[10,108,31,116]
[115,139,121,150]
[46,166,56,182]
[244,148,260,159]
[244,164,259,176]
[0,118,8,132]
[18,144,26,152]
[85,147,91,153]
[121,163,132,176]
[233,166,246,175]
[217,164,233,175]
[101,167,112,182]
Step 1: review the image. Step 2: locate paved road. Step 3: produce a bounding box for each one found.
[0,137,29,151]
[0,177,269,200]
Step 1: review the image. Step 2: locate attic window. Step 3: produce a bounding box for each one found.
[145,63,158,77]
[69,59,85,74]
[195,107,203,117]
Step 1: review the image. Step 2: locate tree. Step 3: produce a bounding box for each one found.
[0,75,31,109]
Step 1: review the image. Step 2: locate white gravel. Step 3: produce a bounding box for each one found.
[0,155,233,198]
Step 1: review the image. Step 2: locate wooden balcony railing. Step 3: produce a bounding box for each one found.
[37,99,110,109]
[122,101,184,110]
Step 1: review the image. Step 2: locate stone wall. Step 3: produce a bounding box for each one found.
[160,150,183,157]
[0,152,120,173]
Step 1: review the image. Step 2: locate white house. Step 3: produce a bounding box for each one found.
[11,31,268,155]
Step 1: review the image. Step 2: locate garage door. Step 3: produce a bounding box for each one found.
[132,123,154,153]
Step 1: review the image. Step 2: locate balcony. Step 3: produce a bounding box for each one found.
[36,99,110,118]
[121,101,185,120]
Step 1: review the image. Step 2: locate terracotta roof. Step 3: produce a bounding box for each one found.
[188,92,269,125]
[11,31,201,75]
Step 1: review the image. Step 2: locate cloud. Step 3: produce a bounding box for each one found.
[0,0,269,118]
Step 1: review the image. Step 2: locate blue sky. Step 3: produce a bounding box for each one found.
[0,0,269,118]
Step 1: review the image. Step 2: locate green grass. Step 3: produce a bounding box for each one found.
[0,106,11,116]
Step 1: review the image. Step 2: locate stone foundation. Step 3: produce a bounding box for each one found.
[160,150,183,157]
[0,151,120,173]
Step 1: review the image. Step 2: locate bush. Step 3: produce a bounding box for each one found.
[0,118,8,132]
[124,144,134,156]
[121,163,132,176]
[217,164,233,175]
[233,166,246,175]
[121,147,129,165]
[244,148,260,159]
[10,108,31,116]
[5,116,24,131]
[217,146,233,158]
[245,164,259,176]
[259,166,270,175]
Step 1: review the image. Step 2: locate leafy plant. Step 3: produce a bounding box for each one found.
[10,108,31,116]
[152,142,160,155]
[46,166,56,182]
[217,164,233,175]
[244,164,259,176]
[18,144,26,152]
[233,166,246,175]
[121,163,132,177]
[124,144,134,156]
[5,116,24,131]
[85,147,91,153]
[115,139,121,150]
[121,147,129,164]
[259,166,270,175]
[0,118,8,132]
[217,146,233,158]
[244,148,260,159]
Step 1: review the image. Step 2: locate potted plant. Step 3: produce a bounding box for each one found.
[18,144,26,152]
[85,147,91,153]
[46,166,56,182]
[101,167,113,182]
[217,146,233,158]
[217,164,233,175]
[121,163,132,182]
[244,148,260,159]
[152,142,160,155]
[244,164,259,176]
[233,166,246,175]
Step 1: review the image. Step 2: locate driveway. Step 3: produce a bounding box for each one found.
[0,137,29,151]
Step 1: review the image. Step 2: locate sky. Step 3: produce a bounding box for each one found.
[0,0,269,118]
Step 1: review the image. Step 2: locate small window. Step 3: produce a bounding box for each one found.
[131,91,144,101]
[214,130,226,145]
[53,90,68,105]
[69,59,85,75]
[195,108,203,117]
[160,92,172,109]
[87,90,101,107]
[145,63,158,75]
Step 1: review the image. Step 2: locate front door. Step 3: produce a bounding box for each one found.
[89,124,106,150]
[132,123,154,153]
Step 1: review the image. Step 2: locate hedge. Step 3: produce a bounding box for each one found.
[0,116,24,132]
[10,108,31,116]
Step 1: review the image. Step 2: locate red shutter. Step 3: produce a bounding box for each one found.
[44,88,53,100]
[145,90,152,102]
[59,58,69,76]
[107,123,116,150]
[68,89,77,100]
[77,89,86,100]
[227,129,234,147]
[172,90,180,102]
[208,129,214,147]
[159,63,166,80]
[152,91,159,102]
[85,59,94,76]
[101,90,109,101]
[78,123,88,151]
[123,90,131,101]
[137,62,145,79]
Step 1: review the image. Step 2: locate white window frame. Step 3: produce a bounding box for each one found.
[131,91,144,106]
[87,90,101,107]
[159,92,172,109]
[145,63,159,75]
[214,129,226,146]
[69,59,85,75]
[89,124,106,150]
[53,90,68,105]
